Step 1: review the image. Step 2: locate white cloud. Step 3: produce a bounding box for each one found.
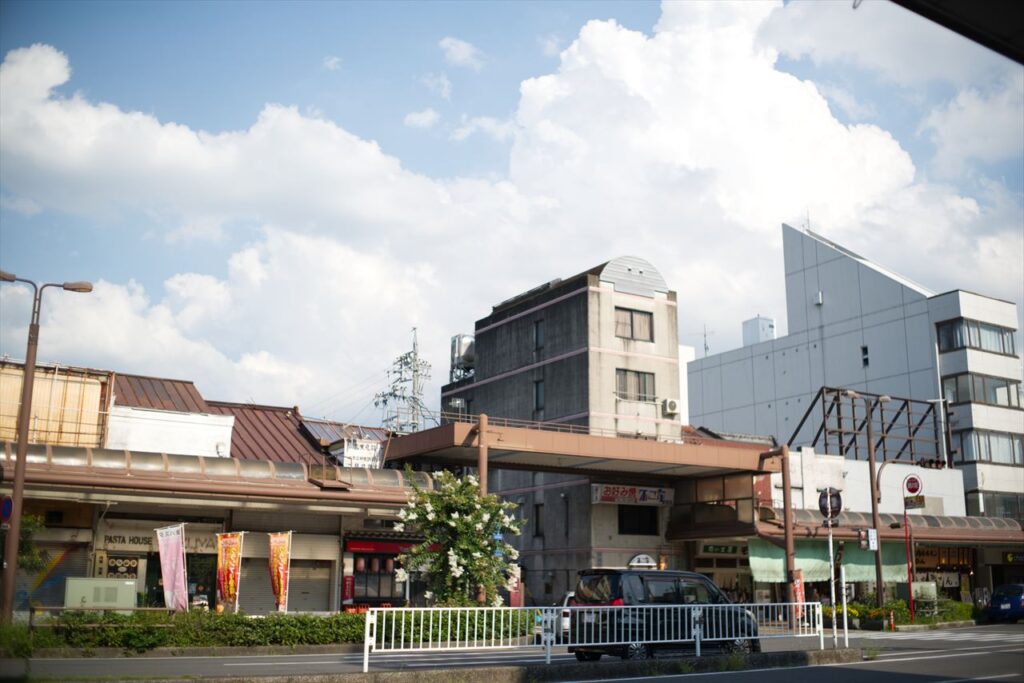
[323,55,342,71]
[404,108,440,129]
[816,82,876,121]
[0,3,1020,418]
[758,0,1016,87]
[538,33,562,58]
[421,72,452,100]
[919,74,1024,175]
[451,115,515,142]
[439,36,483,71]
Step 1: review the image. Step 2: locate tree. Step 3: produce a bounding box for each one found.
[0,513,45,572]
[396,469,522,606]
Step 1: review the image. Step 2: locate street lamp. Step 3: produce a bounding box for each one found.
[0,270,92,623]
[844,390,890,608]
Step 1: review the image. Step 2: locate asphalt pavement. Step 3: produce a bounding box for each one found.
[0,623,1020,681]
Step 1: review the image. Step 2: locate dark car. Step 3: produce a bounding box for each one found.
[985,584,1024,623]
[567,569,759,661]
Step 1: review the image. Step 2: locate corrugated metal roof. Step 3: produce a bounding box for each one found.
[301,418,388,446]
[206,401,324,465]
[113,373,210,413]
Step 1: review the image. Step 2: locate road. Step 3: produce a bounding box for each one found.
[0,623,1020,681]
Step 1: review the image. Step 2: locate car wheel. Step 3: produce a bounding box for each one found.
[575,650,601,662]
[725,637,754,655]
[622,642,651,660]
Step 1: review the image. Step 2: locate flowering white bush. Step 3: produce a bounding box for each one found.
[398,467,523,606]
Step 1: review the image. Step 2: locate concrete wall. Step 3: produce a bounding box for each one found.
[771,447,966,516]
[588,283,681,439]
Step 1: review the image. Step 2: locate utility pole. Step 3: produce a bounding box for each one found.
[846,390,890,608]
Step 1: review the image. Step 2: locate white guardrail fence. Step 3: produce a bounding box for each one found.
[363,602,823,672]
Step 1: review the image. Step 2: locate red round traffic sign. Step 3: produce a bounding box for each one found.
[903,475,923,496]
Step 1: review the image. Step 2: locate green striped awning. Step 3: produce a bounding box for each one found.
[749,538,909,583]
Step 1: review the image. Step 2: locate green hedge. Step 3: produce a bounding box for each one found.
[0,610,367,657]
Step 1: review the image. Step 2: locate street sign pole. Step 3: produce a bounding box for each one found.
[902,474,921,624]
[827,514,837,649]
[840,563,849,648]
[818,487,842,650]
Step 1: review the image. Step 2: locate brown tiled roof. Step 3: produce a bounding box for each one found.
[206,401,325,465]
[113,373,210,413]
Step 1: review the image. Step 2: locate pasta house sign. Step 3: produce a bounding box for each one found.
[591,484,673,506]
[98,520,220,553]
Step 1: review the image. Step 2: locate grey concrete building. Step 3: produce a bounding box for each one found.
[441,257,684,603]
[688,224,1024,525]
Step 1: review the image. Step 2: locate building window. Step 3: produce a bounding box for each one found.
[534,379,545,412]
[937,318,1017,355]
[615,369,656,402]
[534,319,545,350]
[942,372,1021,408]
[615,307,654,342]
[617,504,659,535]
[533,503,544,537]
[954,430,1024,466]
[968,491,1024,524]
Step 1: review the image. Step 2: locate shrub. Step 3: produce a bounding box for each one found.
[16,609,369,655]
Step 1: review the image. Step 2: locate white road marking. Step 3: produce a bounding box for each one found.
[923,675,1019,683]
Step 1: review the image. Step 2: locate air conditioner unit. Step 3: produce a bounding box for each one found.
[662,398,680,416]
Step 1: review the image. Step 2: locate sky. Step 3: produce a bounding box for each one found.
[0,0,1022,425]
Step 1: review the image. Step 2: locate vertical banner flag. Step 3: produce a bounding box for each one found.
[156,524,189,612]
[793,568,805,619]
[217,532,245,612]
[268,531,292,612]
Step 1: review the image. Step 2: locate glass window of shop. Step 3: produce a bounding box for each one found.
[352,553,404,601]
[937,318,1016,355]
[954,430,1024,465]
[143,553,216,608]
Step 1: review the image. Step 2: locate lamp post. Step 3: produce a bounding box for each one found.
[0,271,92,623]
[845,390,890,608]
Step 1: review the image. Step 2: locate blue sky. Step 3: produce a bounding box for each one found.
[0,1,1021,422]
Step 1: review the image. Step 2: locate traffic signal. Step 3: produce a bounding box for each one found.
[917,458,945,469]
[856,528,868,550]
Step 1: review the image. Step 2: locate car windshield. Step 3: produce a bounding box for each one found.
[992,585,1024,599]
[575,574,621,604]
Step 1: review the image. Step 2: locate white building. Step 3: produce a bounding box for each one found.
[688,224,1023,525]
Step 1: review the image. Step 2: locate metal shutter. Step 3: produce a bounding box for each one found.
[15,543,90,610]
[238,557,276,615]
[288,560,331,612]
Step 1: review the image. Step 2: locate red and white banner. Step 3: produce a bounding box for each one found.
[268,532,292,612]
[155,524,189,612]
[217,532,245,612]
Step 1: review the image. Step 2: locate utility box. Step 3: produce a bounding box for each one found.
[897,581,938,604]
[64,577,138,610]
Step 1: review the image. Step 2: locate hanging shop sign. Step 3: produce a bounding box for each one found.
[591,484,674,506]
[268,532,292,613]
[216,532,245,612]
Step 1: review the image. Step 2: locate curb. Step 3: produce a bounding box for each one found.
[16,648,863,682]
[894,620,977,632]
[31,643,364,659]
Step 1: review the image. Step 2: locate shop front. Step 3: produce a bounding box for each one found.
[913,546,977,601]
[692,541,751,602]
[95,519,220,609]
[748,538,909,603]
[342,535,420,607]
[237,532,340,614]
